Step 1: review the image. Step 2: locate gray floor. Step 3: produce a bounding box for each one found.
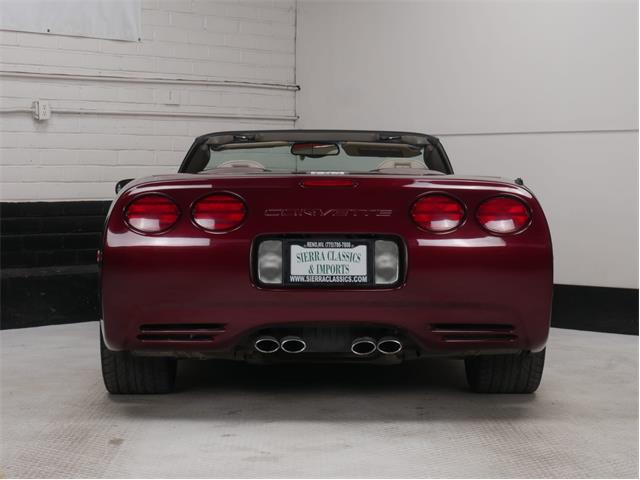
[1,323,637,478]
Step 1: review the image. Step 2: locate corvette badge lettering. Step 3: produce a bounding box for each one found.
[264,208,392,217]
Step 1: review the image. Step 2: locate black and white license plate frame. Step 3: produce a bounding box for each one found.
[283,238,375,287]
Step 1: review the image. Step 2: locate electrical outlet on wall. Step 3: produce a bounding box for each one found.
[166,90,180,105]
[33,100,51,121]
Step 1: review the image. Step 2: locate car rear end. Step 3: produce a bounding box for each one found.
[99,131,552,394]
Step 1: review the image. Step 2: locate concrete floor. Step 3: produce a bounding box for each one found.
[0,323,637,478]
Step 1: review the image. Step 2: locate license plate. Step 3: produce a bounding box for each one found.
[286,240,370,285]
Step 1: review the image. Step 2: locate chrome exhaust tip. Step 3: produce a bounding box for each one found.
[351,337,377,356]
[377,337,403,355]
[280,336,307,354]
[254,336,280,354]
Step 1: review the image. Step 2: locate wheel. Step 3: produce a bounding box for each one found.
[100,331,177,394]
[464,349,545,393]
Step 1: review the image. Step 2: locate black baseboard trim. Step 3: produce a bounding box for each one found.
[1,265,99,330]
[1,201,110,269]
[1,268,637,334]
[551,284,638,335]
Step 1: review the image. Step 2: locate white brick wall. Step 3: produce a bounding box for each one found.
[0,0,297,201]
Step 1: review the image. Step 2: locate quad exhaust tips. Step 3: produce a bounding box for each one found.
[377,337,403,355]
[351,336,403,356]
[280,336,307,354]
[351,337,377,356]
[254,335,307,354]
[255,334,401,356]
[254,336,280,354]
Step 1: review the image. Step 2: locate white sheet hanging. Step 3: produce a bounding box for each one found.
[0,0,141,41]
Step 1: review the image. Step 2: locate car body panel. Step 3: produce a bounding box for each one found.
[101,168,552,359]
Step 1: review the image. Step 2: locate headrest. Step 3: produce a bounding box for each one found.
[375,159,428,170]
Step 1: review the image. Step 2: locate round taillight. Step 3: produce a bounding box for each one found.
[411,194,465,232]
[124,194,180,233]
[192,193,247,232]
[477,196,531,234]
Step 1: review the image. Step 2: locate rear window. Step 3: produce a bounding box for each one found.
[186,141,448,174]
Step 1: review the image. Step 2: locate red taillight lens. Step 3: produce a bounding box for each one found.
[477,196,531,234]
[192,193,247,232]
[124,194,180,233]
[411,194,465,232]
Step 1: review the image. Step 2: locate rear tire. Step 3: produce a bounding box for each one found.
[464,349,545,393]
[100,331,177,394]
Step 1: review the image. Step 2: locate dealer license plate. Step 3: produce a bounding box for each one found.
[287,240,369,285]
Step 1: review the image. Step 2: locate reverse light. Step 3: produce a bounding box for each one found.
[257,240,283,284]
[374,240,399,284]
[411,194,465,232]
[477,196,531,234]
[192,193,247,232]
[124,194,179,233]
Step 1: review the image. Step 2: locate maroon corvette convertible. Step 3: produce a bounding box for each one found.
[99,130,552,394]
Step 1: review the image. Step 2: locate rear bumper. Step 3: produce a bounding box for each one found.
[102,302,546,356]
[101,232,552,357]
